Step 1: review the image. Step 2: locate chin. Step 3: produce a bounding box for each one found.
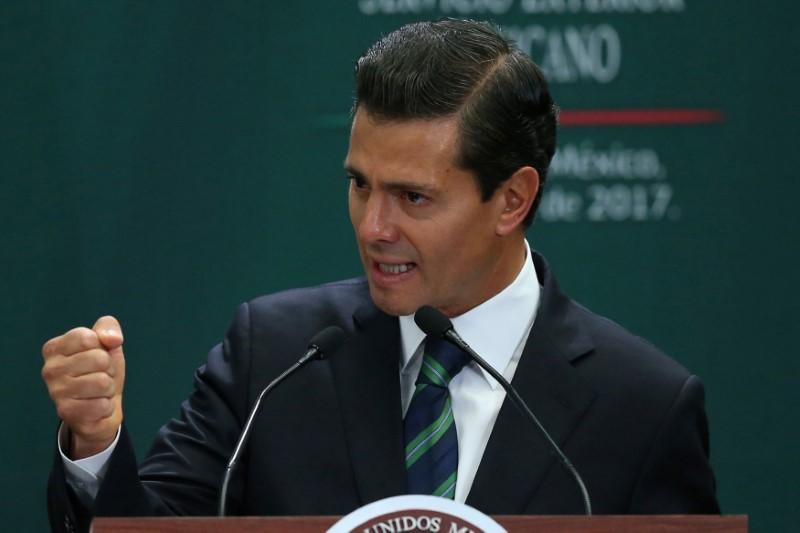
[368,287,420,317]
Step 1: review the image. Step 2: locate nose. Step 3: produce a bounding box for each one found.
[357,192,399,244]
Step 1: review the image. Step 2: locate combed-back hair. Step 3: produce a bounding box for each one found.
[354,19,559,227]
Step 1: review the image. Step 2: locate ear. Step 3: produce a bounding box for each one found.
[495,166,539,236]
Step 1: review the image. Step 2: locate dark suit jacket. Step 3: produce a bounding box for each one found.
[48,253,719,532]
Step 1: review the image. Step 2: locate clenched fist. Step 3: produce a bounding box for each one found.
[41,316,126,459]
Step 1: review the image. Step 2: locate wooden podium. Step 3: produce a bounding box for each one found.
[92,515,748,532]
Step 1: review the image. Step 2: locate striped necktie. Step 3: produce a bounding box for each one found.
[404,336,471,499]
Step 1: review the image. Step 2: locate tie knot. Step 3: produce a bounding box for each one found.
[416,336,471,388]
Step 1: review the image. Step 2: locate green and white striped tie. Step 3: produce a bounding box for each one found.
[404,336,470,499]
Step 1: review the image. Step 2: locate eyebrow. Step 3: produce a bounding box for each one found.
[343,163,439,194]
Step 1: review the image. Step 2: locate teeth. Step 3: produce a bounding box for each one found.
[379,263,414,274]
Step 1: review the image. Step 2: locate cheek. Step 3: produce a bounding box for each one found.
[348,197,361,229]
[417,222,468,268]
[450,212,497,261]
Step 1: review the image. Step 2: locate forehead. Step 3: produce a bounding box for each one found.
[345,109,463,184]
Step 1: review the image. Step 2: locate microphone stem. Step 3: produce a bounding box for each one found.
[217,347,316,516]
[446,331,593,516]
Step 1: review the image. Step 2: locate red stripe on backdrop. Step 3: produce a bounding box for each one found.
[560,109,724,126]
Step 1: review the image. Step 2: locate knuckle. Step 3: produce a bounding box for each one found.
[47,381,64,400]
[95,373,114,395]
[56,402,73,422]
[64,327,83,338]
[78,329,98,350]
[42,338,59,358]
[42,360,65,387]
[98,398,114,417]
[41,363,54,382]
[84,398,112,420]
[66,327,97,352]
[94,350,111,371]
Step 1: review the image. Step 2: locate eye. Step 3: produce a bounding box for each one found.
[348,174,368,191]
[402,191,428,206]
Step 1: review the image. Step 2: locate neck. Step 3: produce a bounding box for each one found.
[443,234,528,318]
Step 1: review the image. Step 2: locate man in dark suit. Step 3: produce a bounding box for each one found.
[42,19,719,532]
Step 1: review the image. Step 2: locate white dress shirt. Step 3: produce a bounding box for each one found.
[61,240,540,506]
[58,423,119,503]
[399,239,540,502]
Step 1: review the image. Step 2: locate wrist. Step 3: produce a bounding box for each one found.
[66,427,118,460]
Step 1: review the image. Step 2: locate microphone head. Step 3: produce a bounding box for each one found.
[308,325,346,360]
[414,305,453,338]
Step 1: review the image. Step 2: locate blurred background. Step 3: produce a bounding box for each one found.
[2,1,797,531]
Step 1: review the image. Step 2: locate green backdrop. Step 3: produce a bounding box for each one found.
[2,1,797,531]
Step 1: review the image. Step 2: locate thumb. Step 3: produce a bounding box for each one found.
[93,315,124,351]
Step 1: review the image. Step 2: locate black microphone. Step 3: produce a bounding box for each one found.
[414,305,592,516]
[217,325,346,516]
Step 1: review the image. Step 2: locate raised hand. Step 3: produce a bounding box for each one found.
[41,316,126,459]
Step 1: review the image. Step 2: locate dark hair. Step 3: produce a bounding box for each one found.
[354,19,558,227]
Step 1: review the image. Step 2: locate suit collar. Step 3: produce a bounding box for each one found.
[397,239,541,391]
[528,251,594,363]
[466,252,597,513]
[332,253,597,511]
[330,303,406,505]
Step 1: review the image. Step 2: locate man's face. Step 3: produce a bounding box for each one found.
[345,108,521,318]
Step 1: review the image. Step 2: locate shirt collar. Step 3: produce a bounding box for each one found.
[398,240,540,389]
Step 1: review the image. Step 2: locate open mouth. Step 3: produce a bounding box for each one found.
[377,262,416,275]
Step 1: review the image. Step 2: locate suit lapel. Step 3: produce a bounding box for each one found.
[466,254,597,513]
[330,303,406,505]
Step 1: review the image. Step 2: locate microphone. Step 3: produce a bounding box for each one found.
[414,305,592,516]
[217,325,346,516]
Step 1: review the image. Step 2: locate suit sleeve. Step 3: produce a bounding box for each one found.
[47,302,254,531]
[628,374,720,513]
